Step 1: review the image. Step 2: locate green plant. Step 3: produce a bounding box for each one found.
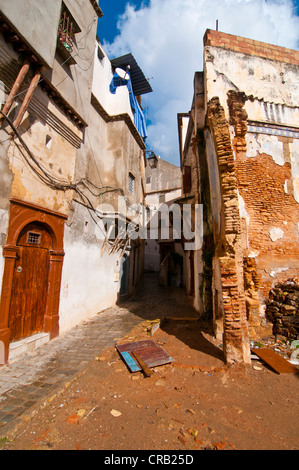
[0,437,9,446]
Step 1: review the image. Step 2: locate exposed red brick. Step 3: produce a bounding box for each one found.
[203,29,299,65]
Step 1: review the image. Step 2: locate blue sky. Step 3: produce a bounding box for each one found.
[97,0,299,165]
[97,1,150,43]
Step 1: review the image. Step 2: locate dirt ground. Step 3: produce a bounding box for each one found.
[1,317,298,451]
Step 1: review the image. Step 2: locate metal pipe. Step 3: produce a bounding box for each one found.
[0,59,30,125]
[13,66,44,129]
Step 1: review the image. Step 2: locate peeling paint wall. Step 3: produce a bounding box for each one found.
[0,0,147,352]
[7,118,76,214]
[56,41,146,332]
[59,204,121,333]
[204,30,299,338]
[179,30,299,362]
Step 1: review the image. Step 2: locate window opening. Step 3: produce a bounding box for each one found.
[129,173,135,195]
[57,4,81,55]
[27,232,41,245]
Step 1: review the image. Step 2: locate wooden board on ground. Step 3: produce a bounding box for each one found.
[132,351,153,377]
[116,340,174,373]
[251,348,299,374]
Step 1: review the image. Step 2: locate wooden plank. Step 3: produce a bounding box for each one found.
[251,348,299,374]
[132,351,153,377]
[120,351,140,373]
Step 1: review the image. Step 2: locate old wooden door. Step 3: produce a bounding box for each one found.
[8,223,52,342]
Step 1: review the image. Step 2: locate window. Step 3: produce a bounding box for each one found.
[27,232,41,245]
[57,3,81,62]
[146,177,151,184]
[129,173,135,194]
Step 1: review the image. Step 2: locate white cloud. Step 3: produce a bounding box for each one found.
[103,0,299,165]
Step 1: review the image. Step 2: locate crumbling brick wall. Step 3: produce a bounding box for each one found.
[206,97,250,364]
[226,84,299,334]
[204,29,299,66]
[191,29,299,363]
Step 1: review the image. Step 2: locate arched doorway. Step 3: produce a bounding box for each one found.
[9,222,52,342]
[0,199,67,364]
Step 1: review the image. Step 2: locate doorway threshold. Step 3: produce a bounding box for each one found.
[9,332,50,361]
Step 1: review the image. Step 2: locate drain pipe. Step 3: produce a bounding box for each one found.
[0,58,30,125]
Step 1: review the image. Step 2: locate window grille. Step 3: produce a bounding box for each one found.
[27,232,41,245]
[58,11,74,52]
[57,5,81,54]
[129,173,135,194]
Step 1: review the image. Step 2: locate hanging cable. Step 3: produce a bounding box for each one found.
[0,110,140,250]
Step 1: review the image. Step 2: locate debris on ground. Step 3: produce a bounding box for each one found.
[1,317,299,451]
[250,347,299,374]
[250,336,299,365]
[116,339,174,375]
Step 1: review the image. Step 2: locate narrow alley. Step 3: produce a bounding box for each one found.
[0,273,201,432]
[0,0,298,454]
[0,272,298,451]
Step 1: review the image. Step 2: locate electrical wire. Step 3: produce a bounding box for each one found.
[0,110,140,250]
[0,110,123,238]
[0,17,142,253]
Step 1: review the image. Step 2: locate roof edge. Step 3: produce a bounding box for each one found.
[203,29,299,66]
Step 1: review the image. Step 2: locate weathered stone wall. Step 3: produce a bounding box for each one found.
[266,278,299,340]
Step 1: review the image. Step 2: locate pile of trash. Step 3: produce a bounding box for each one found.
[250,337,299,366]
[265,278,299,341]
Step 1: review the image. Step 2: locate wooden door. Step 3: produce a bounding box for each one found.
[8,223,52,342]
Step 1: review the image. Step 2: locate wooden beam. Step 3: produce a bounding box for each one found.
[0,59,30,125]
[13,66,45,128]
[132,351,153,377]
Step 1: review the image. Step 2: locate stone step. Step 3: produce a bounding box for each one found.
[9,332,50,361]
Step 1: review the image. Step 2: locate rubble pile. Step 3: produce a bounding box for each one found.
[266,278,299,340]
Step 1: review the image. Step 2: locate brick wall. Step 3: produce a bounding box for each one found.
[207,97,251,364]
[204,29,299,66]
[226,92,299,301]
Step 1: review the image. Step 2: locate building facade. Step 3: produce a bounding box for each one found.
[178,30,299,364]
[0,0,151,364]
[144,153,182,276]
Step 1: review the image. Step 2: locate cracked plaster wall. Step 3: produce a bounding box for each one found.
[204,40,299,336]
[179,31,299,361]
[204,45,299,201]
